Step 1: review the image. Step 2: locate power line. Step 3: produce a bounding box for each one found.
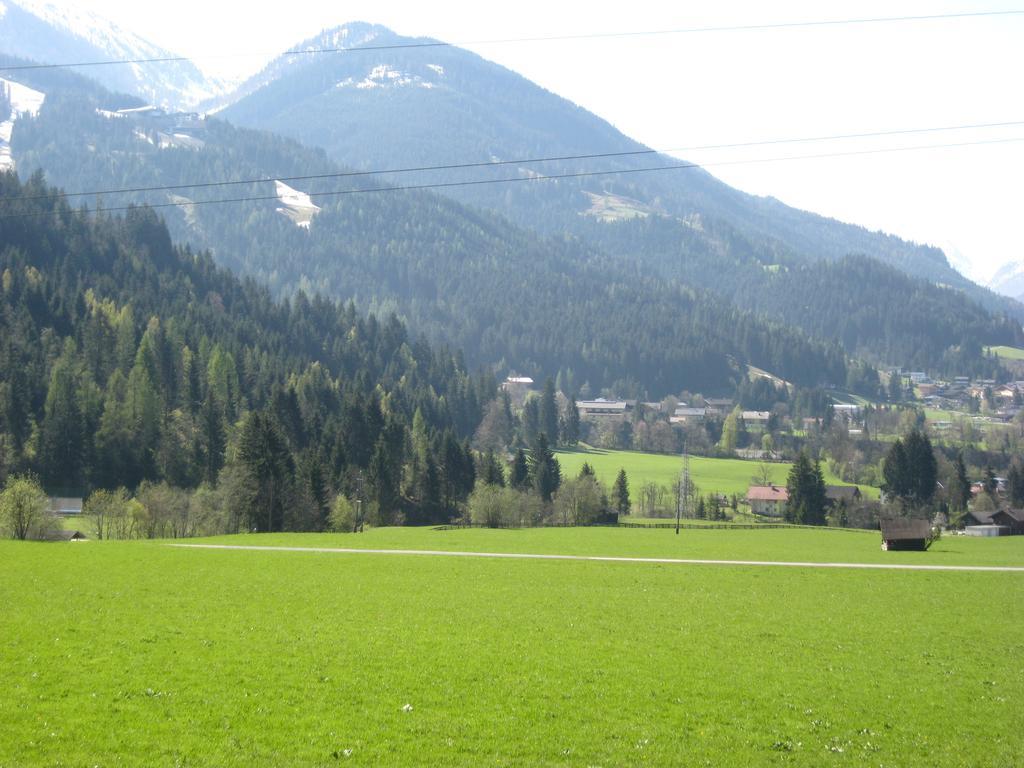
[2,136,1020,222]
[1,9,1021,73]
[14,119,1024,203]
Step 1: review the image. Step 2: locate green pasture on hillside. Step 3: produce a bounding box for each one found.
[555,446,877,499]
[2,528,1022,766]
[986,344,1024,361]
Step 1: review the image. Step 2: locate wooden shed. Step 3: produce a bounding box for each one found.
[991,509,1024,535]
[879,518,932,551]
[39,530,88,542]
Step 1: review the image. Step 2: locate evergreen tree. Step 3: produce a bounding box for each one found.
[522,396,540,446]
[888,372,903,403]
[562,395,581,446]
[951,451,971,512]
[479,449,505,487]
[529,433,561,502]
[785,451,827,525]
[540,377,559,444]
[882,438,910,500]
[903,428,937,505]
[983,465,998,499]
[237,412,294,533]
[578,462,595,479]
[369,437,401,525]
[1007,461,1024,507]
[509,449,530,491]
[200,389,226,485]
[612,468,630,515]
[38,351,85,488]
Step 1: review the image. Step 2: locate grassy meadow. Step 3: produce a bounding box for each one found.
[986,344,1024,361]
[3,527,1023,766]
[554,446,877,499]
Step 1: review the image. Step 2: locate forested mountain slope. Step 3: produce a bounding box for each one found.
[217,23,1023,321]
[0,172,490,526]
[5,60,850,395]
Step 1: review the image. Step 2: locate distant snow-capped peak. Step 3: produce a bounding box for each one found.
[5,0,227,109]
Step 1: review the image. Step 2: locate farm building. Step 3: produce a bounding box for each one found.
[670,407,706,424]
[741,411,771,430]
[879,518,932,551]
[577,399,635,419]
[964,525,1005,537]
[704,398,734,416]
[991,509,1024,534]
[36,530,88,542]
[501,376,535,404]
[747,485,788,517]
[48,497,83,516]
[963,509,995,527]
[825,486,862,506]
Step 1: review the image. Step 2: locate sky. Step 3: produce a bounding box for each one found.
[33,1,1024,282]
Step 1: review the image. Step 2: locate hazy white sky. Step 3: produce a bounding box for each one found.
[55,1,1024,280]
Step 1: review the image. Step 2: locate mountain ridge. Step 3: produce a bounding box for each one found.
[218,22,1023,321]
[0,0,226,108]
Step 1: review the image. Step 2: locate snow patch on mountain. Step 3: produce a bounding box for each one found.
[0,76,45,170]
[337,63,442,91]
[275,180,320,229]
[209,22,389,111]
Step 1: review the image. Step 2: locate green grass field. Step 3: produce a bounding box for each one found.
[986,344,1024,361]
[555,447,877,499]
[3,528,1023,766]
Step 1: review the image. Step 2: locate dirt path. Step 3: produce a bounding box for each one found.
[168,543,1024,572]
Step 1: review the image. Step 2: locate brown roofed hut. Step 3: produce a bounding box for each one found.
[991,509,1024,535]
[879,518,933,551]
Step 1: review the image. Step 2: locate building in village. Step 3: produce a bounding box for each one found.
[746,485,788,517]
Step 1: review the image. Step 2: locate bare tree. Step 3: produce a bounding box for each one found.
[752,463,773,486]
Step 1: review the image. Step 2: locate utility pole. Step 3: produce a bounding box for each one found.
[676,445,690,535]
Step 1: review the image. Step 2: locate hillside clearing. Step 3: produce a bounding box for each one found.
[554,446,877,499]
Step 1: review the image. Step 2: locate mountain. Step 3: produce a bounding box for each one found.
[2,51,1016,397]
[4,58,853,396]
[988,260,1024,303]
[0,0,223,109]
[217,23,1024,321]
[0,171,489,526]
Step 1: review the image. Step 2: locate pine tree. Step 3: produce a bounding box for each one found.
[903,428,937,505]
[479,449,505,487]
[237,412,294,533]
[38,351,85,488]
[522,396,540,446]
[540,377,559,444]
[509,448,530,491]
[612,468,630,515]
[951,451,971,512]
[529,433,561,502]
[200,389,226,485]
[1007,461,1024,507]
[562,395,581,446]
[882,439,910,500]
[578,462,595,479]
[785,451,827,525]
